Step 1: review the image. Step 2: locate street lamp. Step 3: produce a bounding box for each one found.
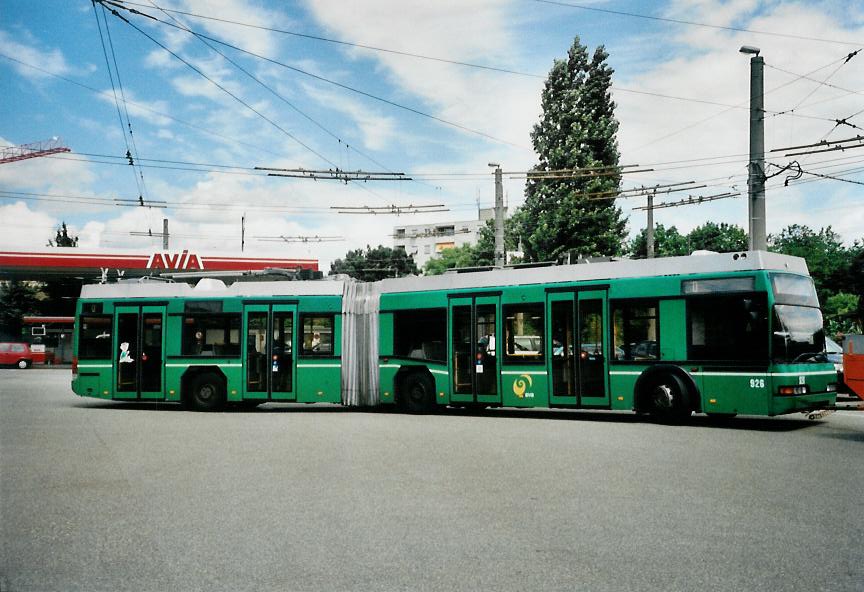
[740,45,766,251]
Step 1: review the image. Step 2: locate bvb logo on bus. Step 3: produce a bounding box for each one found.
[513,374,535,399]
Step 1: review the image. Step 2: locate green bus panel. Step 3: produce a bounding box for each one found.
[658,299,687,361]
[500,369,549,408]
[296,363,341,403]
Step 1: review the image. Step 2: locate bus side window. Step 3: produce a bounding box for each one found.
[612,301,659,361]
[301,315,334,355]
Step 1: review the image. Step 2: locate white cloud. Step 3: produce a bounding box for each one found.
[0,29,85,80]
[0,202,58,249]
[302,84,397,151]
[93,89,174,127]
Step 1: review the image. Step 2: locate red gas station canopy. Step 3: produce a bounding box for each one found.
[0,248,318,281]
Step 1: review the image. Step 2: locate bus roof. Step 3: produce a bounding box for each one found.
[378,250,808,294]
[79,278,345,300]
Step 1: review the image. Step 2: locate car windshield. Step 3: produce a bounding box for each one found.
[772,305,825,363]
[825,337,842,354]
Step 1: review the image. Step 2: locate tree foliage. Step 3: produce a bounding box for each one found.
[518,37,626,262]
[423,244,484,276]
[0,281,40,341]
[628,224,688,258]
[628,222,747,258]
[47,222,78,247]
[329,245,418,281]
[768,225,861,304]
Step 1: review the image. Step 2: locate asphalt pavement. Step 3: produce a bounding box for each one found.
[2,369,863,592]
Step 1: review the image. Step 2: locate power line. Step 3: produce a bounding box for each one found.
[96,1,338,167]
[93,0,147,201]
[142,0,397,177]
[533,0,862,47]
[103,1,529,150]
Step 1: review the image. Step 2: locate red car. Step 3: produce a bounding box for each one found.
[0,342,44,368]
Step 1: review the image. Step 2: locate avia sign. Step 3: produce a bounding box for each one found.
[146,250,204,270]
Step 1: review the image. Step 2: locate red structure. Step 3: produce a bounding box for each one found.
[0,138,71,164]
[844,335,864,401]
[0,248,318,281]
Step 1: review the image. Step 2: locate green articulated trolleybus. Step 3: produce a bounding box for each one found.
[72,250,839,419]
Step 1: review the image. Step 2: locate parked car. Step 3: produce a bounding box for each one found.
[826,337,847,393]
[0,342,42,368]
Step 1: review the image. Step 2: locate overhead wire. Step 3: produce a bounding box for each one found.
[143,0,398,177]
[532,0,862,47]
[92,0,146,201]
[103,1,529,150]
[98,1,338,167]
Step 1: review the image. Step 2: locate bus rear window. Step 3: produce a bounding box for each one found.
[78,315,113,359]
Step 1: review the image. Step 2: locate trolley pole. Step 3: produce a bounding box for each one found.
[162,218,169,249]
[741,45,766,251]
[489,163,505,267]
[646,193,654,259]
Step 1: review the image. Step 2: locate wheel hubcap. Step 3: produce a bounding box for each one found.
[652,384,674,409]
[198,385,214,401]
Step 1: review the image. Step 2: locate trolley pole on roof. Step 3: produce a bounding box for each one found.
[489,163,505,267]
[162,218,169,250]
[741,45,766,251]
[646,192,655,259]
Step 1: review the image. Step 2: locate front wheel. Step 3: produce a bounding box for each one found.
[189,372,226,411]
[17,359,30,369]
[646,373,691,421]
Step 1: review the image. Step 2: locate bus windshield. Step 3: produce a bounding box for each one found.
[772,304,825,363]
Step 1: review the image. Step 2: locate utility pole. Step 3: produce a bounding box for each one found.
[489,163,505,267]
[646,193,655,259]
[741,45,766,250]
[162,218,169,249]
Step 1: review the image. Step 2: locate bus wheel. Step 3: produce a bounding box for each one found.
[403,373,434,414]
[189,372,226,412]
[647,374,691,421]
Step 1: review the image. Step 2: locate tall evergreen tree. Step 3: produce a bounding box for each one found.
[47,222,78,247]
[519,37,626,262]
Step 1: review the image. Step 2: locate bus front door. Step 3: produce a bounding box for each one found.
[243,303,296,401]
[449,295,500,405]
[114,305,165,400]
[548,290,609,407]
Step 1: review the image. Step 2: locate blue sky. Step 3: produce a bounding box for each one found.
[1,0,862,269]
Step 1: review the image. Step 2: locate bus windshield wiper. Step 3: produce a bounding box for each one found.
[791,351,828,363]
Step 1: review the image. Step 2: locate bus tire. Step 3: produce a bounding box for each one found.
[189,372,226,412]
[646,373,691,421]
[403,372,435,414]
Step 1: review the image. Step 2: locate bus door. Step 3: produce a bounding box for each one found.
[449,294,500,405]
[243,303,296,401]
[548,289,609,407]
[114,304,165,400]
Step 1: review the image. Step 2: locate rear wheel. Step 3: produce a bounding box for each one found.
[403,373,435,414]
[17,359,29,369]
[646,373,691,421]
[189,372,226,412]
